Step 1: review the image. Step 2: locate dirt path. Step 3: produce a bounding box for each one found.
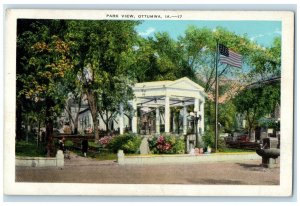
[16,152,279,185]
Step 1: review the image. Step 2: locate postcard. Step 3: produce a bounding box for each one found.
[4,9,294,196]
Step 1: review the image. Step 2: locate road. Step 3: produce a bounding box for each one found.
[16,152,279,185]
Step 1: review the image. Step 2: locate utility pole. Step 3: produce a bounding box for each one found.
[215,41,219,152]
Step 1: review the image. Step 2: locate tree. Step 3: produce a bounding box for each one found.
[248,37,281,81]
[65,20,140,140]
[17,19,74,156]
[233,37,281,136]
[218,101,237,133]
[132,32,196,83]
[178,26,255,93]
[234,83,280,136]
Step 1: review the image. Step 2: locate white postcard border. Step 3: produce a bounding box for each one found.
[4,9,294,196]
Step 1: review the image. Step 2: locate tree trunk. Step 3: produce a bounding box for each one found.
[170,111,174,132]
[177,112,180,134]
[45,118,54,157]
[73,93,82,134]
[105,121,109,132]
[67,104,74,132]
[37,118,41,146]
[16,100,22,140]
[45,98,55,157]
[86,91,99,141]
[25,115,29,142]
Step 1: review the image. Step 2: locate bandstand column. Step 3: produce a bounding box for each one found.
[194,98,200,136]
[200,100,205,135]
[156,107,160,134]
[132,99,137,133]
[119,103,124,135]
[165,96,170,133]
[183,105,187,135]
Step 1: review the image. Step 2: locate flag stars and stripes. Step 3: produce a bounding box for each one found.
[219,44,242,68]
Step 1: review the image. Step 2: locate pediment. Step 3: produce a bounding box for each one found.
[167,77,204,91]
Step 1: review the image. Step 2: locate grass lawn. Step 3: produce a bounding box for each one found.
[72,148,117,161]
[218,148,255,153]
[16,140,46,157]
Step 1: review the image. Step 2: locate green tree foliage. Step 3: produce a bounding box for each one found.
[219,101,237,133]
[249,37,281,80]
[16,19,282,156]
[133,32,195,82]
[17,19,74,156]
[234,83,280,135]
[179,26,255,92]
[65,20,140,140]
[233,37,281,135]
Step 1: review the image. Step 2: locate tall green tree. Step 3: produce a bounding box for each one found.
[248,37,281,80]
[132,32,195,82]
[234,83,280,136]
[17,19,74,156]
[233,37,281,136]
[178,26,255,93]
[65,20,140,140]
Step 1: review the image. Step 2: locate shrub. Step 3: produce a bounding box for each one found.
[202,129,215,148]
[107,133,142,154]
[171,136,185,154]
[148,134,185,154]
[64,140,74,148]
[216,137,227,152]
[202,129,226,152]
[88,141,101,148]
[99,135,113,147]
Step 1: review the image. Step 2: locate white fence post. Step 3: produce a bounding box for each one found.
[56,150,64,168]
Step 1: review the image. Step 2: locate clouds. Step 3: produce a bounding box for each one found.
[250,28,281,42]
[138,27,156,37]
[274,28,282,35]
[250,34,265,41]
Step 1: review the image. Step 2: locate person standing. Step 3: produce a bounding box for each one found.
[81,137,88,157]
[59,137,66,153]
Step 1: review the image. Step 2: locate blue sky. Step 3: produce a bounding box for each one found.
[135,20,281,47]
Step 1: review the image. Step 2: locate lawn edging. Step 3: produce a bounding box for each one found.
[117,150,261,165]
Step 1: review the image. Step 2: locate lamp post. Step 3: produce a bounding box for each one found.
[190,112,201,148]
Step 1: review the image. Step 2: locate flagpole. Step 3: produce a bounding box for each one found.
[215,41,219,152]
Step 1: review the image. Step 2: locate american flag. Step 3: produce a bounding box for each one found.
[219,44,242,68]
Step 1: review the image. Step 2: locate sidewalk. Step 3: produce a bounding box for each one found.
[16,152,279,185]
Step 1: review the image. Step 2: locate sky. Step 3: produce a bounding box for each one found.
[135,20,281,48]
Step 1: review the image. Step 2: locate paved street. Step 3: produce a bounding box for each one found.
[16,152,280,185]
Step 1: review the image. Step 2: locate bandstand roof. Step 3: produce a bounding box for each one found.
[132,77,207,108]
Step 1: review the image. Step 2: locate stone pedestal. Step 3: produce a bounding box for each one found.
[56,150,64,168]
[117,150,125,165]
[139,137,150,155]
[262,158,278,168]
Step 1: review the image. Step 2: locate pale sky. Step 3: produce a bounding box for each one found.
[135,20,281,47]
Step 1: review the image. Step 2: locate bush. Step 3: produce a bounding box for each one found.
[98,135,113,147]
[64,140,74,148]
[148,134,185,154]
[216,137,226,152]
[88,141,102,150]
[107,133,142,154]
[202,129,226,152]
[202,129,215,148]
